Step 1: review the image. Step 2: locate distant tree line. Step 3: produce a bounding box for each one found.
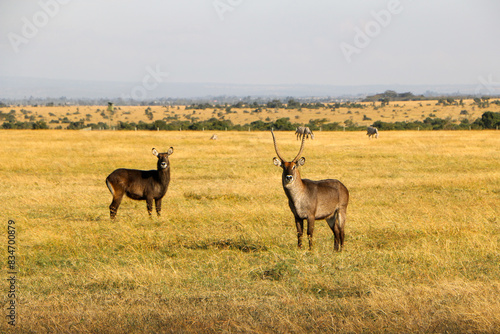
[361,91,500,107]
[371,111,500,130]
[3,90,500,109]
[2,106,500,131]
[80,111,500,131]
[183,99,366,111]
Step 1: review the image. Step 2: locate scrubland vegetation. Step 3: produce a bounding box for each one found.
[1,129,499,333]
[1,98,500,131]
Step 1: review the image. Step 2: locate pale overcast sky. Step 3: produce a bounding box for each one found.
[1,0,499,90]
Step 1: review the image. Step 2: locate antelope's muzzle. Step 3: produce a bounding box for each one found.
[285,175,293,183]
[160,162,168,169]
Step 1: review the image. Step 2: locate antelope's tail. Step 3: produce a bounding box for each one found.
[106,178,115,196]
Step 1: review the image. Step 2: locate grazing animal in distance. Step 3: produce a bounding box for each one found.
[271,129,349,251]
[106,147,173,219]
[366,126,379,139]
[295,126,314,140]
[210,134,218,140]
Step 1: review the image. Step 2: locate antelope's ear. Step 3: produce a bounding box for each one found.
[152,148,159,157]
[273,157,282,167]
[297,157,305,166]
[167,147,174,155]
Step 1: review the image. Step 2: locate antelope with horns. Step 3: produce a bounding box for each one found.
[271,129,349,251]
[106,147,173,219]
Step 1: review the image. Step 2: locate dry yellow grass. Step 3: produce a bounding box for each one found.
[3,99,497,128]
[0,129,499,333]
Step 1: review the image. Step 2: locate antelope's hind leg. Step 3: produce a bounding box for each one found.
[337,207,347,250]
[109,193,124,219]
[327,209,345,252]
[107,180,123,220]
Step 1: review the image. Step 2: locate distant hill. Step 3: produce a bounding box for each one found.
[362,90,426,102]
[0,76,493,101]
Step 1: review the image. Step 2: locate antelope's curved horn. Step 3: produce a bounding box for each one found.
[293,130,306,162]
[271,128,286,162]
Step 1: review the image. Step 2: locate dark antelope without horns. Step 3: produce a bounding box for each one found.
[366,126,379,139]
[271,129,349,251]
[106,147,173,219]
[295,126,314,140]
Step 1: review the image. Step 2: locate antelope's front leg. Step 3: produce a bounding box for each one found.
[155,198,162,216]
[146,197,154,216]
[307,217,315,250]
[295,218,304,248]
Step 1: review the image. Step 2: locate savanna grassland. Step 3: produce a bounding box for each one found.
[1,129,499,333]
[4,98,498,129]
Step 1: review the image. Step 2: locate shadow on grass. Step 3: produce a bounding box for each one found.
[308,283,371,299]
[182,238,268,253]
[184,192,252,201]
